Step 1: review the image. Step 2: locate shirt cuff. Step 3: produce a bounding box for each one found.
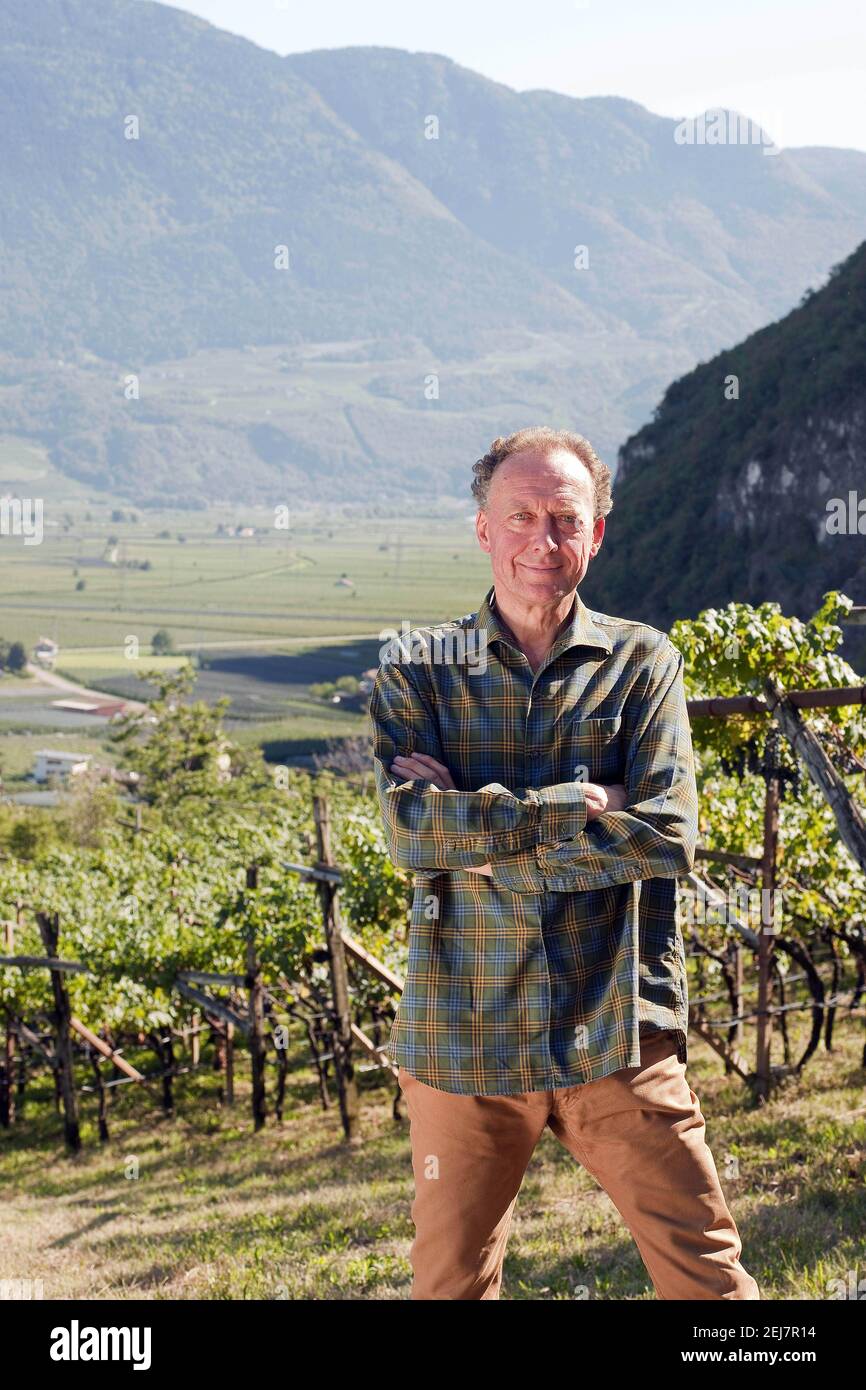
[489,846,546,893]
[535,781,588,843]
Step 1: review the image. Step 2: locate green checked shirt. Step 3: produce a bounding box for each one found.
[369,583,698,1096]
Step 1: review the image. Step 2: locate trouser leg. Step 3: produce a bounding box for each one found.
[398,1066,550,1300]
[546,1030,760,1300]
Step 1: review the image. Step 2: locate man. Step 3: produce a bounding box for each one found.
[369,426,759,1301]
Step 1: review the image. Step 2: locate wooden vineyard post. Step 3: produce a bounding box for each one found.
[1,913,16,1127]
[764,676,866,877]
[225,1022,235,1106]
[245,865,267,1131]
[191,1009,201,1067]
[36,911,81,1153]
[313,795,361,1144]
[0,1010,14,1128]
[756,774,780,1103]
[733,943,744,1051]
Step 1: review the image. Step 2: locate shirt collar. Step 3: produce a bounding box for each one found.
[469,583,613,659]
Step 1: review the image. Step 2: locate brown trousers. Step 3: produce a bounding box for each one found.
[398,1028,760,1300]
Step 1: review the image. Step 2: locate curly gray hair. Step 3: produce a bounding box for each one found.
[471,426,613,518]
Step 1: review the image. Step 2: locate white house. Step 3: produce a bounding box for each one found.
[33,637,59,667]
[33,750,92,783]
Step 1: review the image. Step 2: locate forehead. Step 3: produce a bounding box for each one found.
[490,447,594,504]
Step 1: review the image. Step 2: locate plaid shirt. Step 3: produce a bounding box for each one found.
[369,583,698,1096]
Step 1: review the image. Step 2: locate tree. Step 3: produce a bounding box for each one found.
[6,815,59,861]
[109,666,261,806]
[6,641,27,673]
[151,629,174,655]
[61,771,121,850]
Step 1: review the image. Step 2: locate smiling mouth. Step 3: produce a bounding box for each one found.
[521,564,562,572]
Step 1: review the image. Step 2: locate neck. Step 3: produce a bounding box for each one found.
[492,585,577,660]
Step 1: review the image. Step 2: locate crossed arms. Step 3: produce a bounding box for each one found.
[369,639,698,893]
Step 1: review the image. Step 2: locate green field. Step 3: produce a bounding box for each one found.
[1,491,493,766]
[0,506,488,647]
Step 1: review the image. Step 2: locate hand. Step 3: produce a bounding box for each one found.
[583,782,628,820]
[391,752,457,791]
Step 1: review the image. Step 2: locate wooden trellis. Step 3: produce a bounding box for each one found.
[2,671,865,1145]
[0,794,402,1150]
[687,677,866,1101]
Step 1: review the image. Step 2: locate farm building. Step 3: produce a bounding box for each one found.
[33,749,92,783]
[33,637,59,667]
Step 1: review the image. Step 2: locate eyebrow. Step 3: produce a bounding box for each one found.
[506,500,586,510]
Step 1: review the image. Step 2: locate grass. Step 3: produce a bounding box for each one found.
[55,652,189,685]
[0,730,114,780]
[1,1023,864,1300]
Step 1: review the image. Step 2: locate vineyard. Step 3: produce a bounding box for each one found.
[2,592,866,1170]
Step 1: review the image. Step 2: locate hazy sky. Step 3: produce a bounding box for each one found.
[156,0,866,152]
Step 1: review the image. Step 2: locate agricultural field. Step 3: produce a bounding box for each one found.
[1,468,494,775]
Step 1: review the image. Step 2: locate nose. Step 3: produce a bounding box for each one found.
[527,519,560,553]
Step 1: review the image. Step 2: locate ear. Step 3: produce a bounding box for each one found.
[589,514,605,557]
[475,508,491,553]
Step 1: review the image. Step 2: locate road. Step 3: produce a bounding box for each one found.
[23,663,148,712]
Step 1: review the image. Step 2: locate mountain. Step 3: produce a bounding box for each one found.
[2,2,600,363]
[1,0,865,505]
[583,237,866,654]
[286,48,866,356]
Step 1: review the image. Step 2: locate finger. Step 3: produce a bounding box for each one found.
[393,754,451,781]
[404,752,448,774]
[392,759,445,787]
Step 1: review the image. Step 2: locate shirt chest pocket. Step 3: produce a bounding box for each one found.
[567,714,624,783]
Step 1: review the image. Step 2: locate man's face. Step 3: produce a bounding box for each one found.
[475,446,605,607]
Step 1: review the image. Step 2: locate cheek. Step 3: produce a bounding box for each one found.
[492,535,521,562]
